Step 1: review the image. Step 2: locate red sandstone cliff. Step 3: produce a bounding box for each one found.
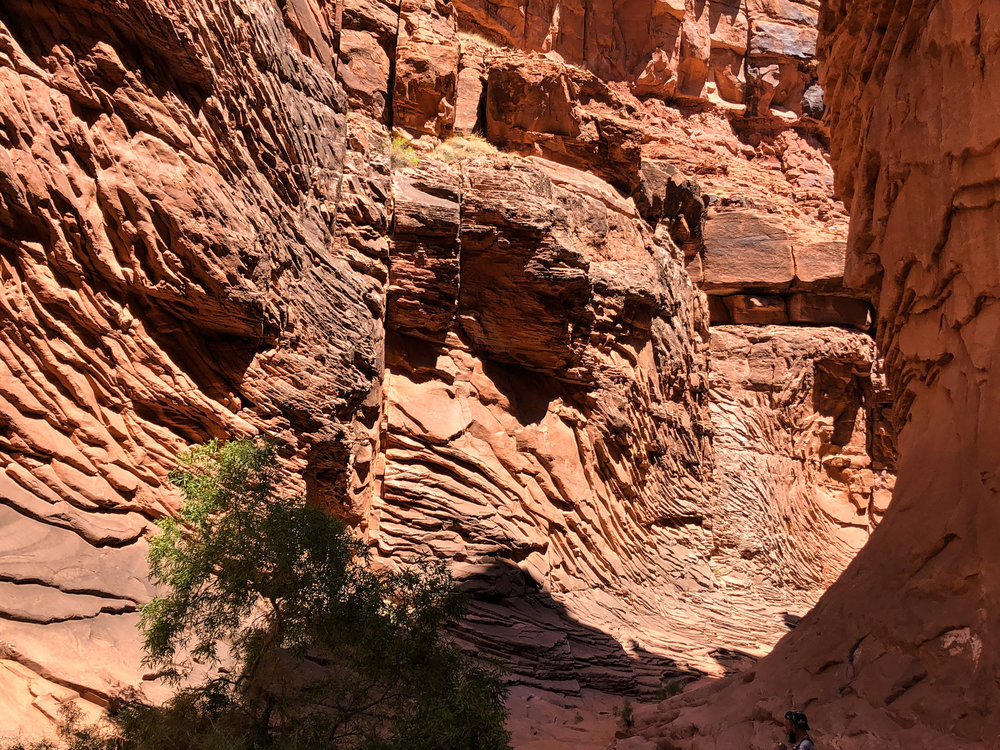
[618,2,1000,748]
[0,0,896,742]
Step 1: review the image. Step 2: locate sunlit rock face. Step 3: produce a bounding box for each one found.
[371,0,894,697]
[0,0,385,733]
[709,325,893,590]
[0,0,897,739]
[618,2,1000,748]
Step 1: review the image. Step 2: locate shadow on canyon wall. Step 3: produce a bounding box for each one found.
[453,558,758,697]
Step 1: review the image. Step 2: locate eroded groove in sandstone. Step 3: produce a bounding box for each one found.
[709,325,894,589]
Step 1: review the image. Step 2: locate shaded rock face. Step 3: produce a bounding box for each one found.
[0,0,901,740]
[618,2,1000,749]
[0,0,386,730]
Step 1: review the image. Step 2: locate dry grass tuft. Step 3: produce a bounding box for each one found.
[390,134,420,170]
[432,134,497,162]
[457,30,500,49]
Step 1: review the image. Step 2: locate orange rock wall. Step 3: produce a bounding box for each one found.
[621,2,1000,748]
[366,0,896,695]
[452,0,820,119]
[0,0,386,730]
[0,0,901,738]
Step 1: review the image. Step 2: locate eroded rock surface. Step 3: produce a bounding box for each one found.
[0,0,384,733]
[620,2,1000,748]
[710,325,893,589]
[0,0,903,742]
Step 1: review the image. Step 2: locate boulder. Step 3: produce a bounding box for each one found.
[701,209,795,292]
[792,239,846,289]
[485,56,643,191]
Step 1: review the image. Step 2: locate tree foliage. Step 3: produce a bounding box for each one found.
[7,438,510,750]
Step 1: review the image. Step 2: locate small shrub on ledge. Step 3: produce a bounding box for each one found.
[433,135,498,163]
[390,135,420,170]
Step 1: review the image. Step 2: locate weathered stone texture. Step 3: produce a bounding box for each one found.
[0,0,386,733]
[381,158,730,691]
[386,163,460,339]
[709,326,893,590]
[485,58,643,192]
[0,0,906,741]
[454,0,823,120]
[621,1,1000,748]
[393,0,459,137]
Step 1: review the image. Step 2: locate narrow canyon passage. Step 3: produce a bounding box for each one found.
[1,0,982,748]
[623,2,1000,748]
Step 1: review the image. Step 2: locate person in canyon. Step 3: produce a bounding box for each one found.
[779,711,814,750]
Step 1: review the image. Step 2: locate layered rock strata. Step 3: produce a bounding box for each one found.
[709,325,893,590]
[620,1,1000,748]
[365,0,896,701]
[0,0,901,740]
[0,0,381,731]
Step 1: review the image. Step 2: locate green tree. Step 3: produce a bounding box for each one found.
[121,437,510,750]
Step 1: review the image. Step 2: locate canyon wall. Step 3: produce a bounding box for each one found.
[0,0,382,727]
[364,0,896,699]
[621,2,1000,748]
[0,0,896,739]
